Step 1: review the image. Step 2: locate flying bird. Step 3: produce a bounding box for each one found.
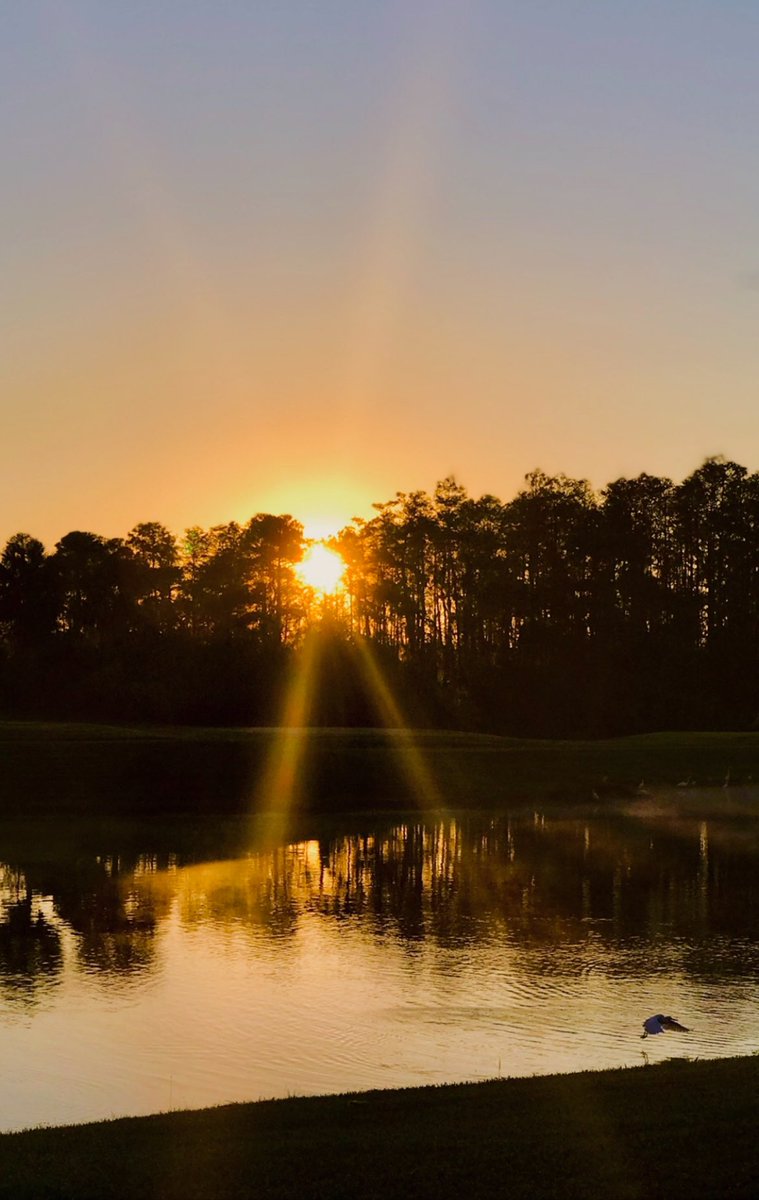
[641,1014,690,1038]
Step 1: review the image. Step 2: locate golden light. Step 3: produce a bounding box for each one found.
[352,637,442,812]
[297,544,346,595]
[252,631,321,845]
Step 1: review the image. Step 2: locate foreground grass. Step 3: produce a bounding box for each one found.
[1,721,759,815]
[1,1056,758,1199]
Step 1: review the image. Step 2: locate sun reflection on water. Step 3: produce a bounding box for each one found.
[1,807,759,1130]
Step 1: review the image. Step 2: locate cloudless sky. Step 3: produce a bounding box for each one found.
[3,0,758,546]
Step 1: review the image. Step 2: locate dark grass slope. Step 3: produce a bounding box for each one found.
[0,1056,757,1199]
[1,722,759,815]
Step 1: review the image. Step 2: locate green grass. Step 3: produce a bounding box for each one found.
[0,1056,758,1198]
[1,721,758,816]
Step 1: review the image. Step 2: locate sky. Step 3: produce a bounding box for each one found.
[2,0,759,547]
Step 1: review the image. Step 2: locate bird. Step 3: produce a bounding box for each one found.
[641,1014,690,1039]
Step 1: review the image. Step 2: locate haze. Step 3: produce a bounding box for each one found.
[3,0,758,546]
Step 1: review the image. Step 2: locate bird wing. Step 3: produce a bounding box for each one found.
[661,1017,689,1032]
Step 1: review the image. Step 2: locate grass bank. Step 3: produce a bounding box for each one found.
[1,721,758,816]
[0,1056,757,1199]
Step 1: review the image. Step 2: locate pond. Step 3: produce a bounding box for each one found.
[1,790,758,1132]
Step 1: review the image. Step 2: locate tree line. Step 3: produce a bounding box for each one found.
[1,457,757,735]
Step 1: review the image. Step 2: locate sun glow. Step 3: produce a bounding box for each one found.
[297,544,346,595]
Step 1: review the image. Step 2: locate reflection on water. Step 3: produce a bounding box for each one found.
[1,793,759,1131]
[0,868,62,1007]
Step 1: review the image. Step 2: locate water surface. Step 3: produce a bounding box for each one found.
[1,791,758,1131]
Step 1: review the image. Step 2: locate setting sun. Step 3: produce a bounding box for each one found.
[297,544,346,595]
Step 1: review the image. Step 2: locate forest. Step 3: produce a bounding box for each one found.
[1,456,757,736]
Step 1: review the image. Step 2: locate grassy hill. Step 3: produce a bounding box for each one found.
[0,1056,758,1199]
[1,721,758,815]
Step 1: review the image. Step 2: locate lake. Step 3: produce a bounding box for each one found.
[1,790,758,1132]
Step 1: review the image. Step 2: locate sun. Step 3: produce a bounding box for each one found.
[296,544,346,595]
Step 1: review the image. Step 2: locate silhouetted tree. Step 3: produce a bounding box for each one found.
[126,521,180,631]
[51,532,136,643]
[245,514,305,643]
[1,458,756,732]
[0,533,57,644]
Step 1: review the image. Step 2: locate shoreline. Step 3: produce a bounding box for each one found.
[1,1055,758,1197]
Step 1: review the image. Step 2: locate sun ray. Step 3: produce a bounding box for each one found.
[332,3,475,458]
[45,6,250,403]
[351,636,443,813]
[252,632,320,846]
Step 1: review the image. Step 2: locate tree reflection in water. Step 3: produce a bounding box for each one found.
[2,798,759,1010]
[0,866,62,1007]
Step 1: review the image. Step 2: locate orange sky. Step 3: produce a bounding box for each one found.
[3,2,758,548]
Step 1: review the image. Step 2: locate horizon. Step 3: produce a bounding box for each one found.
[3,452,755,551]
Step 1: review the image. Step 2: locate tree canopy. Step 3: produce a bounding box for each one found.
[1,458,757,734]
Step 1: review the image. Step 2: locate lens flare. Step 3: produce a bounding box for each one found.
[253,632,320,844]
[352,637,442,812]
[253,630,442,849]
